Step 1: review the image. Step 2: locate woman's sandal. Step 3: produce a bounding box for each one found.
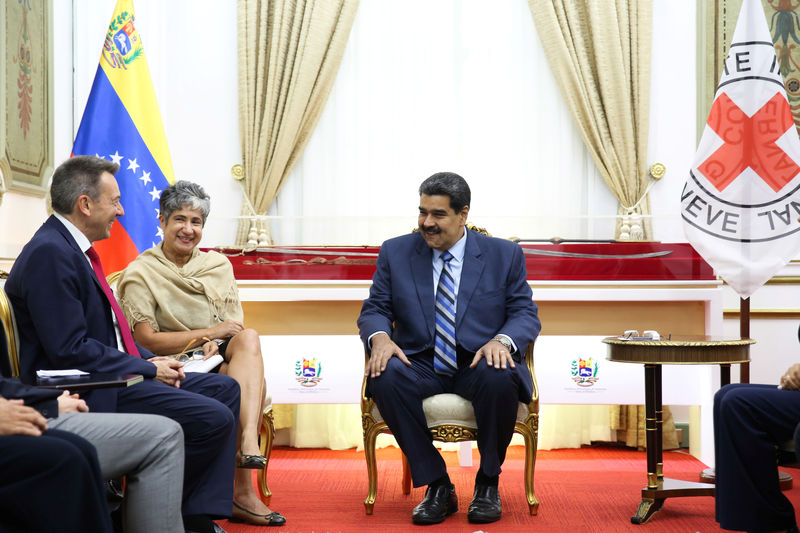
[237,453,267,469]
[231,501,286,526]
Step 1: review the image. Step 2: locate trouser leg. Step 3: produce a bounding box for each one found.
[117,374,240,517]
[369,354,448,487]
[714,383,800,531]
[50,412,185,533]
[0,430,113,533]
[454,362,521,478]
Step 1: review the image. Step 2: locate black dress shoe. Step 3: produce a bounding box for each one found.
[468,484,502,524]
[411,483,457,525]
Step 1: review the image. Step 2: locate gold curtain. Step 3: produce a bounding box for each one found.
[611,405,680,450]
[236,0,359,244]
[528,0,678,447]
[527,0,653,239]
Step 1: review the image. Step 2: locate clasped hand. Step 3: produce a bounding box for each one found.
[780,363,800,390]
[0,391,86,436]
[150,356,186,388]
[0,397,48,436]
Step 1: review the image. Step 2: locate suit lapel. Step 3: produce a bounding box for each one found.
[456,231,484,328]
[411,235,435,338]
[48,216,105,295]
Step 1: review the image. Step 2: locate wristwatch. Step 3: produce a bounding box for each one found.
[493,335,513,352]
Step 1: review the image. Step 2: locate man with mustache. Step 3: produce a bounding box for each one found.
[358,172,540,525]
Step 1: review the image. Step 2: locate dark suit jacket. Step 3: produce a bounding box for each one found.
[5,216,158,411]
[358,229,541,401]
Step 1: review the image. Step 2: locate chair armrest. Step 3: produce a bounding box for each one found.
[524,342,538,413]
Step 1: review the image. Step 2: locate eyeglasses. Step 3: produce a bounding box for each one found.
[173,337,217,362]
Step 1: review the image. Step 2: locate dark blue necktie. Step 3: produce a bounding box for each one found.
[434,251,457,375]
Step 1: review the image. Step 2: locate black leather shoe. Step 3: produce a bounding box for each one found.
[411,484,457,525]
[468,484,502,523]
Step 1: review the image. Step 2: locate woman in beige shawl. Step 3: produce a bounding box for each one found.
[117,181,285,527]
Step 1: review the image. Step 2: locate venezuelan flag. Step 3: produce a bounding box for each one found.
[72,0,174,274]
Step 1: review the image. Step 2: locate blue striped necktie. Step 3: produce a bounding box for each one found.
[434,251,457,375]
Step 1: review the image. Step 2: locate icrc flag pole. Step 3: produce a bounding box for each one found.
[71,0,174,274]
[681,0,800,300]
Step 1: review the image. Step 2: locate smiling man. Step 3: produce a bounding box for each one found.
[5,156,241,533]
[358,171,541,525]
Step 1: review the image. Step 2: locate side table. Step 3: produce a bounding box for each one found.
[603,335,753,524]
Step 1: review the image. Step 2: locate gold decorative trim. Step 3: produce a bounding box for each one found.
[411,222,491,236]
[649,162,666,180]
[0,156,8,206]
[429,425,478,442]
[718,277,800,286]
[466,222,490,236]
[765,277,800,285]
[604,337,752,364]
[0,285,20,377]
[724,309,800,319]
[610,358,751,365]
[603,338,754,347]
[231,163,245,181]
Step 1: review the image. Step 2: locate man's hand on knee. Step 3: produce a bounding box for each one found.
[366,333,410,378]
[470,340,516,370]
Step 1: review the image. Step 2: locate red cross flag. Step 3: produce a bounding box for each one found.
[682,0,800,298]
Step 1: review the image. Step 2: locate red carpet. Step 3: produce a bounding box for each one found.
[218,445,800,532]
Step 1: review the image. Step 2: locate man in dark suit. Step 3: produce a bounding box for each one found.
[5,155,239,533]
[358,172,540,525]
[714,366,800,533]
[0,374,184,532]
[0,381,113,532]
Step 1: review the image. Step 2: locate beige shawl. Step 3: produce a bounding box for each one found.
[117,243,243,333]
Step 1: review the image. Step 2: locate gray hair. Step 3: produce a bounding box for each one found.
[159,180,211,224]
[50,156,120,215]
[418,171,471,212]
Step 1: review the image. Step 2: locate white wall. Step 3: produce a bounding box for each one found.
[648,0,698,243]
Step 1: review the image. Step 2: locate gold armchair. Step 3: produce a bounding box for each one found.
[0,278,21,378]
[361,342,540,515]
[256,399,276,504]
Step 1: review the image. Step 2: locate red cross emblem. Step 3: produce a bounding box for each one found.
[698,92,799,192]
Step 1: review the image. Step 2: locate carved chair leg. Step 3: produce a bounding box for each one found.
[401,453,411,495]
[363,423,382,514]
[257,409,274,505]
[517,421,540,515]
